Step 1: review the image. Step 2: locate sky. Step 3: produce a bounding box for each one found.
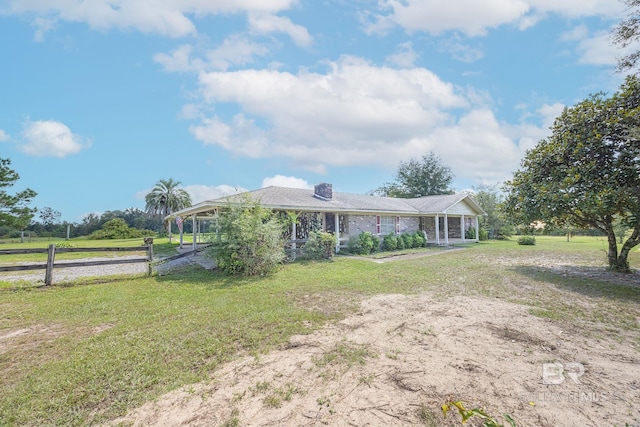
[0,0,636,223]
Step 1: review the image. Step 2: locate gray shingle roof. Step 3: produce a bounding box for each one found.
[170,186,485,218]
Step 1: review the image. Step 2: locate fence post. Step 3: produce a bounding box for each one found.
[45,244,56,286]
[146,240,154,276]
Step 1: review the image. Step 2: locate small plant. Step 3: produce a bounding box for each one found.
[442,399,516,427]
[401,233,413,249]
[347,231,379,255]
[396,234,406,250]
[382,234,397,251]
[413,230,427,247]
[517,235,536,245]
[301,231,335,260]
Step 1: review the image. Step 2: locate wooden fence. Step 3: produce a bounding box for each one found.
[0,244,153,286]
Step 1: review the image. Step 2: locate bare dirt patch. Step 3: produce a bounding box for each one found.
[107,294,640,427]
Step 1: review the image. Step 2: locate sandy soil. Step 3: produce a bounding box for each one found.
[107,292,640,427]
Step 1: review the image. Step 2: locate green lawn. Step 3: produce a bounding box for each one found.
[0,236,638,426]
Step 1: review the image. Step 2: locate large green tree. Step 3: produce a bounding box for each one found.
[372,152,455,198]
[144,178,192,234]
[613,0,640,72]
[503,76,640,272]
[472,184,513,240]
[0,157,37,230]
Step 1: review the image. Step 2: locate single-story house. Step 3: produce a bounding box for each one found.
[167,183,486,252]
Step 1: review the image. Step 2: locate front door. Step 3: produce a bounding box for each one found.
[325,213,335,234]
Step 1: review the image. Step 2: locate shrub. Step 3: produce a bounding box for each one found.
[517,235,536,245]
[478,228,489,241]
[89,218,156,239]
[395,234,405,250]
[382,234,397,251]
[302,231,335,260]
[401,233,413,249]
[211,196,287,276]
[347,232,379,255]
[413,231,426,247]
[346,235,364,254]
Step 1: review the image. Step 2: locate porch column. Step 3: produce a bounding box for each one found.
[461,215,465,242]
[179,221,184,249]
[475,216,480,241]
[291,220,297,254]
[444,214,449,245]
[334,213,340,253]
[435,215,440,245]
[192,214,197,250]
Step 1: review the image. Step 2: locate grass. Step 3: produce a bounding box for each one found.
[0,236,639,426]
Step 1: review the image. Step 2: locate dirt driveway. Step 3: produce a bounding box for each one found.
[108,291,640,427]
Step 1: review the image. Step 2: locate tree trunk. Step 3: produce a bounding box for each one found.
[605,219,627,272]
[616,227,640,273]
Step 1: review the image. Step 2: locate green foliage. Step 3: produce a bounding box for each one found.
[346,232,379,255]
[473,184,513,240]
[442,399,516,427]
[302,231,336,260]
[396,233,406,250]
[612,0,640,72]
[503,76,640,272]
[413,231,427,247]
[0,157,37,230]
[401,233,413,249]
[382,234,397,251]
[371,152,454,197]
[517,235,536,246]
[88,218,156,239]
[211,196,287,276]
[145,178,192,235]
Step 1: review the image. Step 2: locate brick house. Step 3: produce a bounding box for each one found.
[169,183,486,252]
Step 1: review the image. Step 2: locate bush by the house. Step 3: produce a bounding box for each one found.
[88,218,156,239]
[210,196,286,276]
[396,234,406,250]
[347,231,379,255]
[517,235,536,245]
[382,234,398,251]
[301,231,335,260]
[413,231,427,247]
[401,233,413,249]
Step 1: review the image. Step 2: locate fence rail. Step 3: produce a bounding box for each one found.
[0,244,153,286]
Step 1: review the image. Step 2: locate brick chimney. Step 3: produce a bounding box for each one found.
[314,183,332,200]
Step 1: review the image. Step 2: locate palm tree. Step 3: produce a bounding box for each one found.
[145,178,192,235]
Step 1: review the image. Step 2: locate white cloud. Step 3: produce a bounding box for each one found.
[0,129,10,141]
[365,0,624,37]
[385,42,419,68]
[183,184,245,204]
[206,35,270,70]
[188,56,552,183]
[3,0,299,38]
[248,13,312,47]
[261,175,311,189]
[438,36,484,63]
[19,120,90,158]
[154,44,202,73]
[155,36,270,73]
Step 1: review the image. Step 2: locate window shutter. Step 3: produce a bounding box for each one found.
[376,215,381,234]
[395,216,400,234]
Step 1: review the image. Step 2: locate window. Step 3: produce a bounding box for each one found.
[377,216,399,235]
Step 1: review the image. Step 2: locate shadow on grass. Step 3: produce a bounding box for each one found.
[511,264,640,303]
[153,264,266,290]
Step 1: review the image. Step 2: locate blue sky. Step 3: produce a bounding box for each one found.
[0,0,635,222]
